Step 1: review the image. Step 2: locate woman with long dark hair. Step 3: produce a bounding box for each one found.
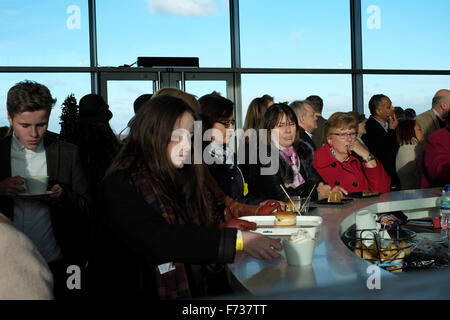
[90,95,281,299]
[395,119,425,189]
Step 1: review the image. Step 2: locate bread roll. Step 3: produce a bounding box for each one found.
[328,191,342,203]
[274,212,297,227]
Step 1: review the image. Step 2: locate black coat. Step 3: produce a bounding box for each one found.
[0,134,90,261]
[88,169,237,298]
[361,116,400,188]
[247,141,323,202]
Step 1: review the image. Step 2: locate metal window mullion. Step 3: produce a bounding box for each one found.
[88,0,99,94]
[350,0,364,114]
[230,0,242,128]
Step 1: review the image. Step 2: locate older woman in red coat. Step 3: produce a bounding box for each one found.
[313,112,391,194]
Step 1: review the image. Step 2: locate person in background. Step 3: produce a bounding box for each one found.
[404,108,416,120]
[89,95,282,299]
[0,126,10,138]
[153,87,200,111]
[61,93,121,196]
[243,94,274,132]
[313,112,390,194]
[133,93,153,114]
[0,80,90,299]
[416,89,450,141]
[198,92,271,206]
[307,95,327,149]
[0,213,53,299]
[348,111,368,150]
[361,94,400,190]
[394,106,406,122]
[151,88,280,220]
[421,116,450,188]
[395,119,425,190]
[247,104,342,202]
[290,100,318,151]
[240,94,274,182]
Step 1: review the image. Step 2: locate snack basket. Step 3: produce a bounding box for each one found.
[343,225,416,272]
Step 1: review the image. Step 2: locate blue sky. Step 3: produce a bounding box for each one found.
[1,0,449,133]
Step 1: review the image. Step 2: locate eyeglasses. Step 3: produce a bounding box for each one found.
[330,132,357,140]
[217,119,235,128]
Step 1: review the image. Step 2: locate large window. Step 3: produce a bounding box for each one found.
[363,75,450,117]
[0,73,91,133]
[96,0,231,67]
[241,74,353,123]
[0,0,89,66]
[239,0,351,69]
[362,0,450,70]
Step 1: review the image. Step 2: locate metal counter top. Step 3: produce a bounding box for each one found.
[227,188,443,296]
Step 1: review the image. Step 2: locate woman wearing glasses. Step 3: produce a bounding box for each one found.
[198,92,268,206]
[247,104,339,202]
[313,112,391,194]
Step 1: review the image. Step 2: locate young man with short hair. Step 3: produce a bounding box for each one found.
[0,80,90,299]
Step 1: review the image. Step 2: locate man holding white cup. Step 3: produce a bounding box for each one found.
[0,80,90,299]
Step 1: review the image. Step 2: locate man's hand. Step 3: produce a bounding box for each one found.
[48,184,63,199]
[0,176,25,197]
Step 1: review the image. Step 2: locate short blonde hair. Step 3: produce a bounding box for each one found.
[324,112,357,139]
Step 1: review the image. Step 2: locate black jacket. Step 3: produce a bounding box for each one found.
[361,116,400,188]
[89,169,237,298]
[247,141,323,202]
[0,134,90,261]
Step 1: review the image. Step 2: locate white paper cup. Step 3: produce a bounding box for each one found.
[282,238,315,266]
[355,209,377,246]
[24,176,48,195]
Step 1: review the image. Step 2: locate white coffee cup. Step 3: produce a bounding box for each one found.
[355,209,377,246]
[24,176,49,195]
[282,238,315,266]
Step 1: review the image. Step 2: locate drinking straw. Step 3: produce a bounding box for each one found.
[279,184,301,215]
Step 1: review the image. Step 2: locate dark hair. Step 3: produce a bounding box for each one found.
[7,80,56,117]
[368,94,388,116]
[133,94,152,114]
[262,103,300,148]
[243,94,274,131]
[108,95,215,226]
[198,92,234,132]
[396,119,418,145]
[404,108,416,119]
[348,111,366,124]
[306,95,323,113]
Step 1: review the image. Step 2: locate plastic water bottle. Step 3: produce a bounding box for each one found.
[440,184,450,232]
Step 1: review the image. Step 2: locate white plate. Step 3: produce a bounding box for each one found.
[240,215,323,238]
[15,191,56,199]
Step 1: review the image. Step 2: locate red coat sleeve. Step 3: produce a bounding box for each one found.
[362,158,391,193]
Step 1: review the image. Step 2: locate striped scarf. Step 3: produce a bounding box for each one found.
[130,162,202,299]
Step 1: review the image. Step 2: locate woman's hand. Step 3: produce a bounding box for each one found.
[348,139,370,159]
[0,176,25,197]
[256,200,285,215]
[219,219,257,231]
[242,232,282,261]
[317,182,348,200]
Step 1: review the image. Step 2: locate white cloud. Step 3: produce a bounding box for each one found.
[289,30,305,41]
[148,0,217,17]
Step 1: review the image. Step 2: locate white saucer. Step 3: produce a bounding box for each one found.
[15,191,57,199]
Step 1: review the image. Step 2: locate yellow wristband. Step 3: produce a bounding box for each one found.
[235,230,243,251]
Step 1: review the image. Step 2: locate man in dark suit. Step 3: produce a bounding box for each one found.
[361,94,400,190]
[0,80,90,299]
[307,95,327,148]
[290,100,318,151]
